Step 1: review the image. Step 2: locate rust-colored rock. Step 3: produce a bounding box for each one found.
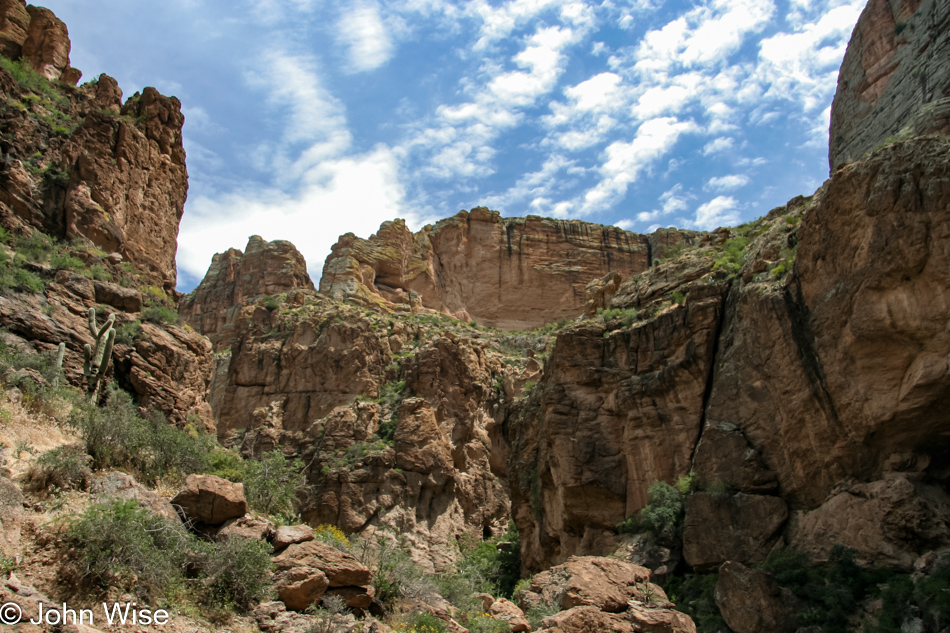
[714,561,801,633]
[829,0,950,170]
[216,515,275,542]
[524,556,655,613]
[509,286,729,571]
[275,566,329,611]
[273,524,316,551]
[394,398,454,474]
[538,606,637,633]
[320,208,665,330]
[21,5,72,81]
[682,492,787,572]
[273,541,372,587]
[789,476,950,570]
[180,236,315,351]
[489,598,530,632]
[171,474,247,525]
[0,0,29,59]
[323,585,376,610]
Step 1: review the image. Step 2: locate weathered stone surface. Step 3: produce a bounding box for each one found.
[172,474,247,525]
[21,5,72,81]
[323,585,376,610]
[320,208,669,330]
[273,541,372,587]
[692,424,778,494]
[489,598,530,632]
[525,556,655,613]
[509,287,729,571]
[789,476,950,570]
[275,566,329,611]
[93,280,141,312]
[273,524,315,551]
[627,604,698,633]
[394,398,454,474]
[714,561,801,633]
[0,475,23,556]
[0,0,29,59]
[180,236,315,351]
[682,493,788,571]
[217,515,275,542]
[89,471,178,523]
[538,606,637,633]
[829,0,950,170]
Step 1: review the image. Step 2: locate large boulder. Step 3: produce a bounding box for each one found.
[171,474,247,525]
[272,541,372,587]
[682,492,788,571]
[520,556,656,613]
[275,566,329,611]
[714,561,801,633]
[273,524,315,551]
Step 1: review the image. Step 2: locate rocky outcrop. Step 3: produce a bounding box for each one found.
[179,236,315,351]
[171,474,247,525]
[509,268,730,571]
[21,5,76,83]
[0,38,187,292]
[829,0,950,169]
[320,208,701,330]
[714,562,801,633]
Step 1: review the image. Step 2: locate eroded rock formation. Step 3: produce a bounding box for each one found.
[829,0,950,169]
[179,235,315,351]
[320,207,702,330]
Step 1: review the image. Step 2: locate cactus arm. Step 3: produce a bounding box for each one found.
[88,307,97,336]
[99,328,115,378]
[55,342,65,369]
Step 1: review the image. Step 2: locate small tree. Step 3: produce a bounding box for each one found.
[243,450,307,516]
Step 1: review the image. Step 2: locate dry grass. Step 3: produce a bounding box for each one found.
[0,391,77,479]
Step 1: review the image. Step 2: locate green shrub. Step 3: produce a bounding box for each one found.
[524,601,560,630]
[81,264,113,281]
[637,481,683,542]
[206,447,245,481]
[13,231,54,262]
[314,524,351,552]
[663,573,726,631]
[142,303,179,325]
[113,320,142,346]
[400,611,447,633]
[28,444,90,491]
[671,291,687,305]
[712,235,751,273]
[377,418,397,443]
[769,261,788,280]
[66,498,192,596]
[200,537,274,611]
[49,251,84,271]
[243,449,307,516]
[359,535,439,607]
[69,387,213,484]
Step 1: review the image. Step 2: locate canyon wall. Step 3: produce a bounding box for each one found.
[320,207,701,330]
[829,0,950,170]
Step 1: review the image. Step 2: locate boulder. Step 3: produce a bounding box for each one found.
[489,598,529,632]
[275,566,329,611]
[627,603,698,633]
[323,585,376,610]
[216,515,275,542]
[682,493,787,571]
[273,524,315,551]
[538,606,636,633]
[525,556,655,613]
[273,540,372,587]
[714,561,801,633]
[171,474,247,525]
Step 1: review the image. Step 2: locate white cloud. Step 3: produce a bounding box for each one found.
[636,184,691,222]
[179,147,416,283]
[614,219,634,229]
[702,137,735,155]
[577,116,697,214]
[706,174,750,191]
[693,195,740,229]
[337,1,395,72]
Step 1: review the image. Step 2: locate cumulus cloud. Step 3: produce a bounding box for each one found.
[337,1,395,72]
[693,195,740,229]
[702,137,735,155]
[706,174,750,191]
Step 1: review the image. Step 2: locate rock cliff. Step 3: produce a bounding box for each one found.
[320,207,702,330]
[829,0,950,170]
[179,235,315,351]
[0,4,207,423]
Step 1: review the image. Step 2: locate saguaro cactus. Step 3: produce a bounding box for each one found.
[83,308,115,402]
[52,342,65,387]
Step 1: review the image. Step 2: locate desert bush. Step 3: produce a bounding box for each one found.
[395,611,446,633]
[358,535,439,607]
[113,320,142,345]
[205,447,245,481]
[524,600,560,630]
[69,387,213,483]
[49,251,84,271]
[663,573,726,632]
[142,303,179,325]
[243,449,307,516]
[619,480,684,543]
[27,444,90,491]
[66,498,192,596]
[199,536,274,611]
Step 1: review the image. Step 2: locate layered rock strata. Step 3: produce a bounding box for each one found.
[179,235,315,351]
[320,207,702,330]
[829,0,950,169]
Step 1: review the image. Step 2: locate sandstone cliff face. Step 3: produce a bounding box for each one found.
[320,207,702,330]
[829,0,950,170]
[507,135,950,574]
[0,21,187,292]
[179,235,315,351]
[0,5,207,423]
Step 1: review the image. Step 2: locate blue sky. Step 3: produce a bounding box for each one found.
[39,0,865,291]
